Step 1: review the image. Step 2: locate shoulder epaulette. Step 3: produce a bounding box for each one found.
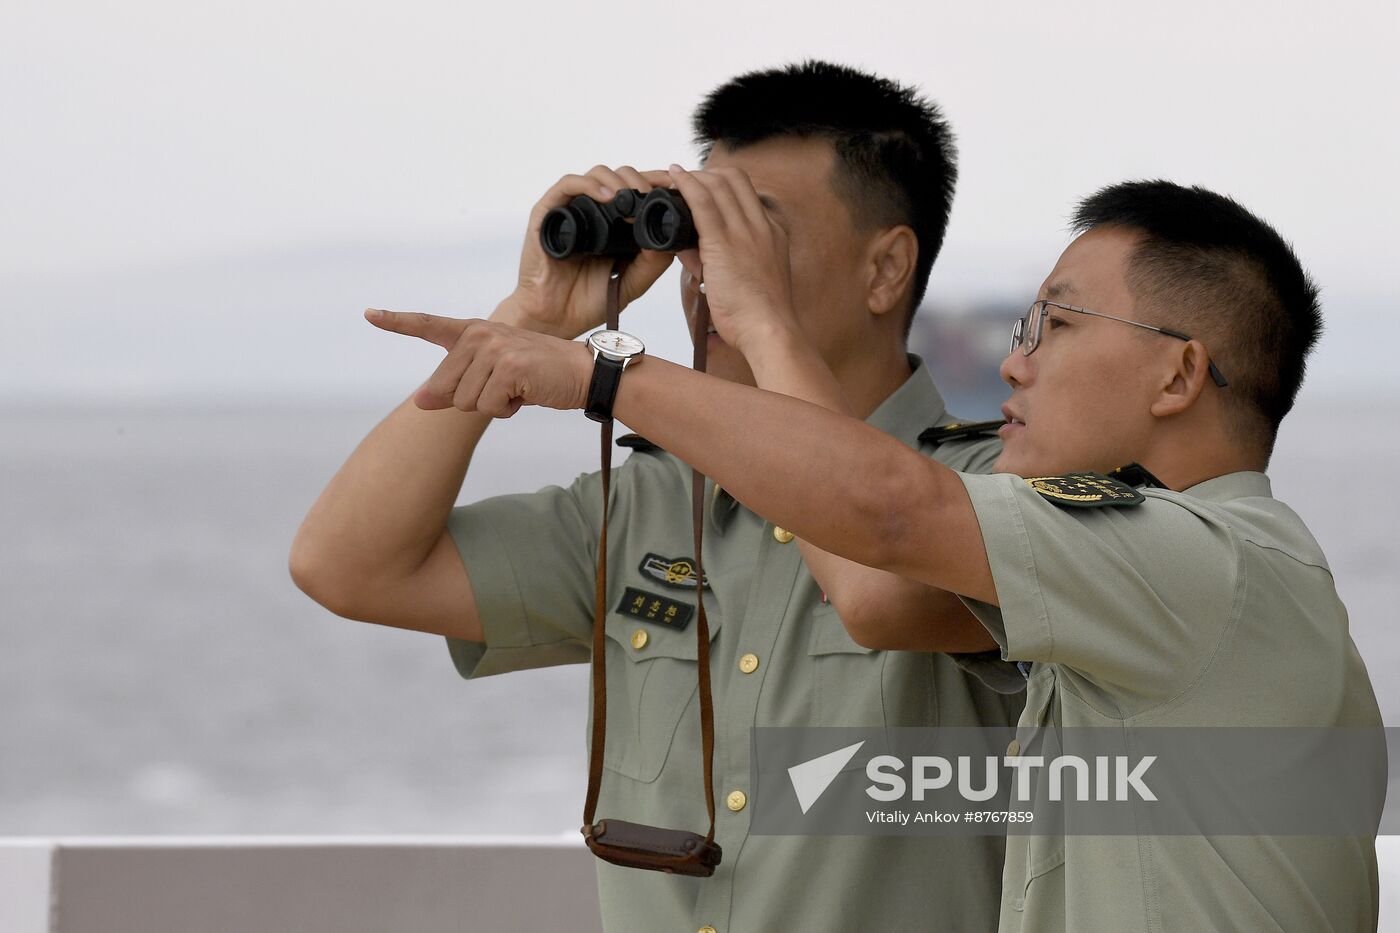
[1105,462,1168,489]
[1024,472,1145,508]
[917,419,1006,446]
[616,433,662,453]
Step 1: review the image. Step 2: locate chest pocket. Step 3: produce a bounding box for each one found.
[598,596,723,783]
[1006,668,1066,913]
[807,602,886,728]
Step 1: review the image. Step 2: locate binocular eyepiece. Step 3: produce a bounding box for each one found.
[540,188,697,260]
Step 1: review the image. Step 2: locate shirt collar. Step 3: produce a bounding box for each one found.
[710,355,948,530]
[1179,471,1273,503]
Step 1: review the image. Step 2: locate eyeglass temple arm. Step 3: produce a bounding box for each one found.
[1156,326,1229,388]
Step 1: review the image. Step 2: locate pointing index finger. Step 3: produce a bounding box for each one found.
[364,308,468,350]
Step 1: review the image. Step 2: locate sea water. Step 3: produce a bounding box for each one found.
[1,398,1395,835]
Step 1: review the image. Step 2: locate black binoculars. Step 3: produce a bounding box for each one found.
[540,188,697,260]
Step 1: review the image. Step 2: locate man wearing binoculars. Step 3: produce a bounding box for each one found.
[292,61,1024,931]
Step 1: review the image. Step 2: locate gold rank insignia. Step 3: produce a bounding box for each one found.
[1023,472,1146,508]
[639,553,710,589]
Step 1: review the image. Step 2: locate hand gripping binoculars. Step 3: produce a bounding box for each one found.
[540,188,697,259]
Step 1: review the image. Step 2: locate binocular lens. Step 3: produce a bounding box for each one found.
[634,192,697,252]
[540,209,580,259]
[647,208,678,246]
[540,196,639,260]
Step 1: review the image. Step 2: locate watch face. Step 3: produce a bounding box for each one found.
[589,330,645,360]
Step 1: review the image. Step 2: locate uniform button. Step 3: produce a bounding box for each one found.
[738,653,760,674]
[772,526,795,544]
[630,629,649,650]
[726,790,747,812]
[698,927,718,933]
[1006,739,1020,758]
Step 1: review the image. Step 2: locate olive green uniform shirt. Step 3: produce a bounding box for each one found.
[957,470,1381,933]
[446,358,1026,933]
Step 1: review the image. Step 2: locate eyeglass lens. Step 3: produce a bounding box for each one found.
[1010,301,1045,356]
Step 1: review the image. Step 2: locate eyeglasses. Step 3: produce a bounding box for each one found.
[1010,300,1229,388]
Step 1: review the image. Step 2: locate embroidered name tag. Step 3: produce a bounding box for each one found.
[616,586,694,630]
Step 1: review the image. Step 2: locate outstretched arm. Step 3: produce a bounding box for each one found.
[608,355,999,607]
[715,324,996,650]
[376,317,999,615]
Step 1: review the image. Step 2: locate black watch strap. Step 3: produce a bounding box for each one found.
[585,354,626,423]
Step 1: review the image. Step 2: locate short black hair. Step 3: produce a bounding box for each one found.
[693,60,957,335]
[1071,180,1322,457]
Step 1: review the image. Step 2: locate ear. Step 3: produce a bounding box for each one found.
[1149,339,1212,418]
[865,225,919,318]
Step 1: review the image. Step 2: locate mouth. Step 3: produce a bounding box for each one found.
[999,403,1025,437]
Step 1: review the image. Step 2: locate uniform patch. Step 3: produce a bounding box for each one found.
[1106,462,1167,489]
[638,553,709,589]
[616,433,661,453]
[1024,472,1146,508]
[917,419,1006,446]
[617,586,694,630]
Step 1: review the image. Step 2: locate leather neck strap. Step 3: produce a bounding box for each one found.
[582,262,717,846]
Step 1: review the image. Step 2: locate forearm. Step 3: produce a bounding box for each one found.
[291,300,525,597]
[742,334,997,651]
[742,326,853,415]
[744,331,883,619]
[613,356,989,599]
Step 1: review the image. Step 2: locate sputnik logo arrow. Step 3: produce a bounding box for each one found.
[787,741,865,814]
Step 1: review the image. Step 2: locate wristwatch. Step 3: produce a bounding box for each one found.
[584,329,645,423]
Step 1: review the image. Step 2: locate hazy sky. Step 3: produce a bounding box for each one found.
[3,0,1396,401]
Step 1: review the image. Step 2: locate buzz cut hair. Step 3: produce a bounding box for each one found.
[692,60,958,337]
[1071,180,1323,460]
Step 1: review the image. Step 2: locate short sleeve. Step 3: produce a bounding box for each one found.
[956,472,1242,706]
[924,435,1024,692]
[948,650,1028,695]
[443,468,607,679]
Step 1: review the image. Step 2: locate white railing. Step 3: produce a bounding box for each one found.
[5,835,1400,931]
[0,835,602,933]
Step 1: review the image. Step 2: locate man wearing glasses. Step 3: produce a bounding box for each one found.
[1013,298,1229,389]
[391,178,1382,930]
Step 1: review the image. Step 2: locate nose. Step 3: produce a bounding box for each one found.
[1000,349,1029,389]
